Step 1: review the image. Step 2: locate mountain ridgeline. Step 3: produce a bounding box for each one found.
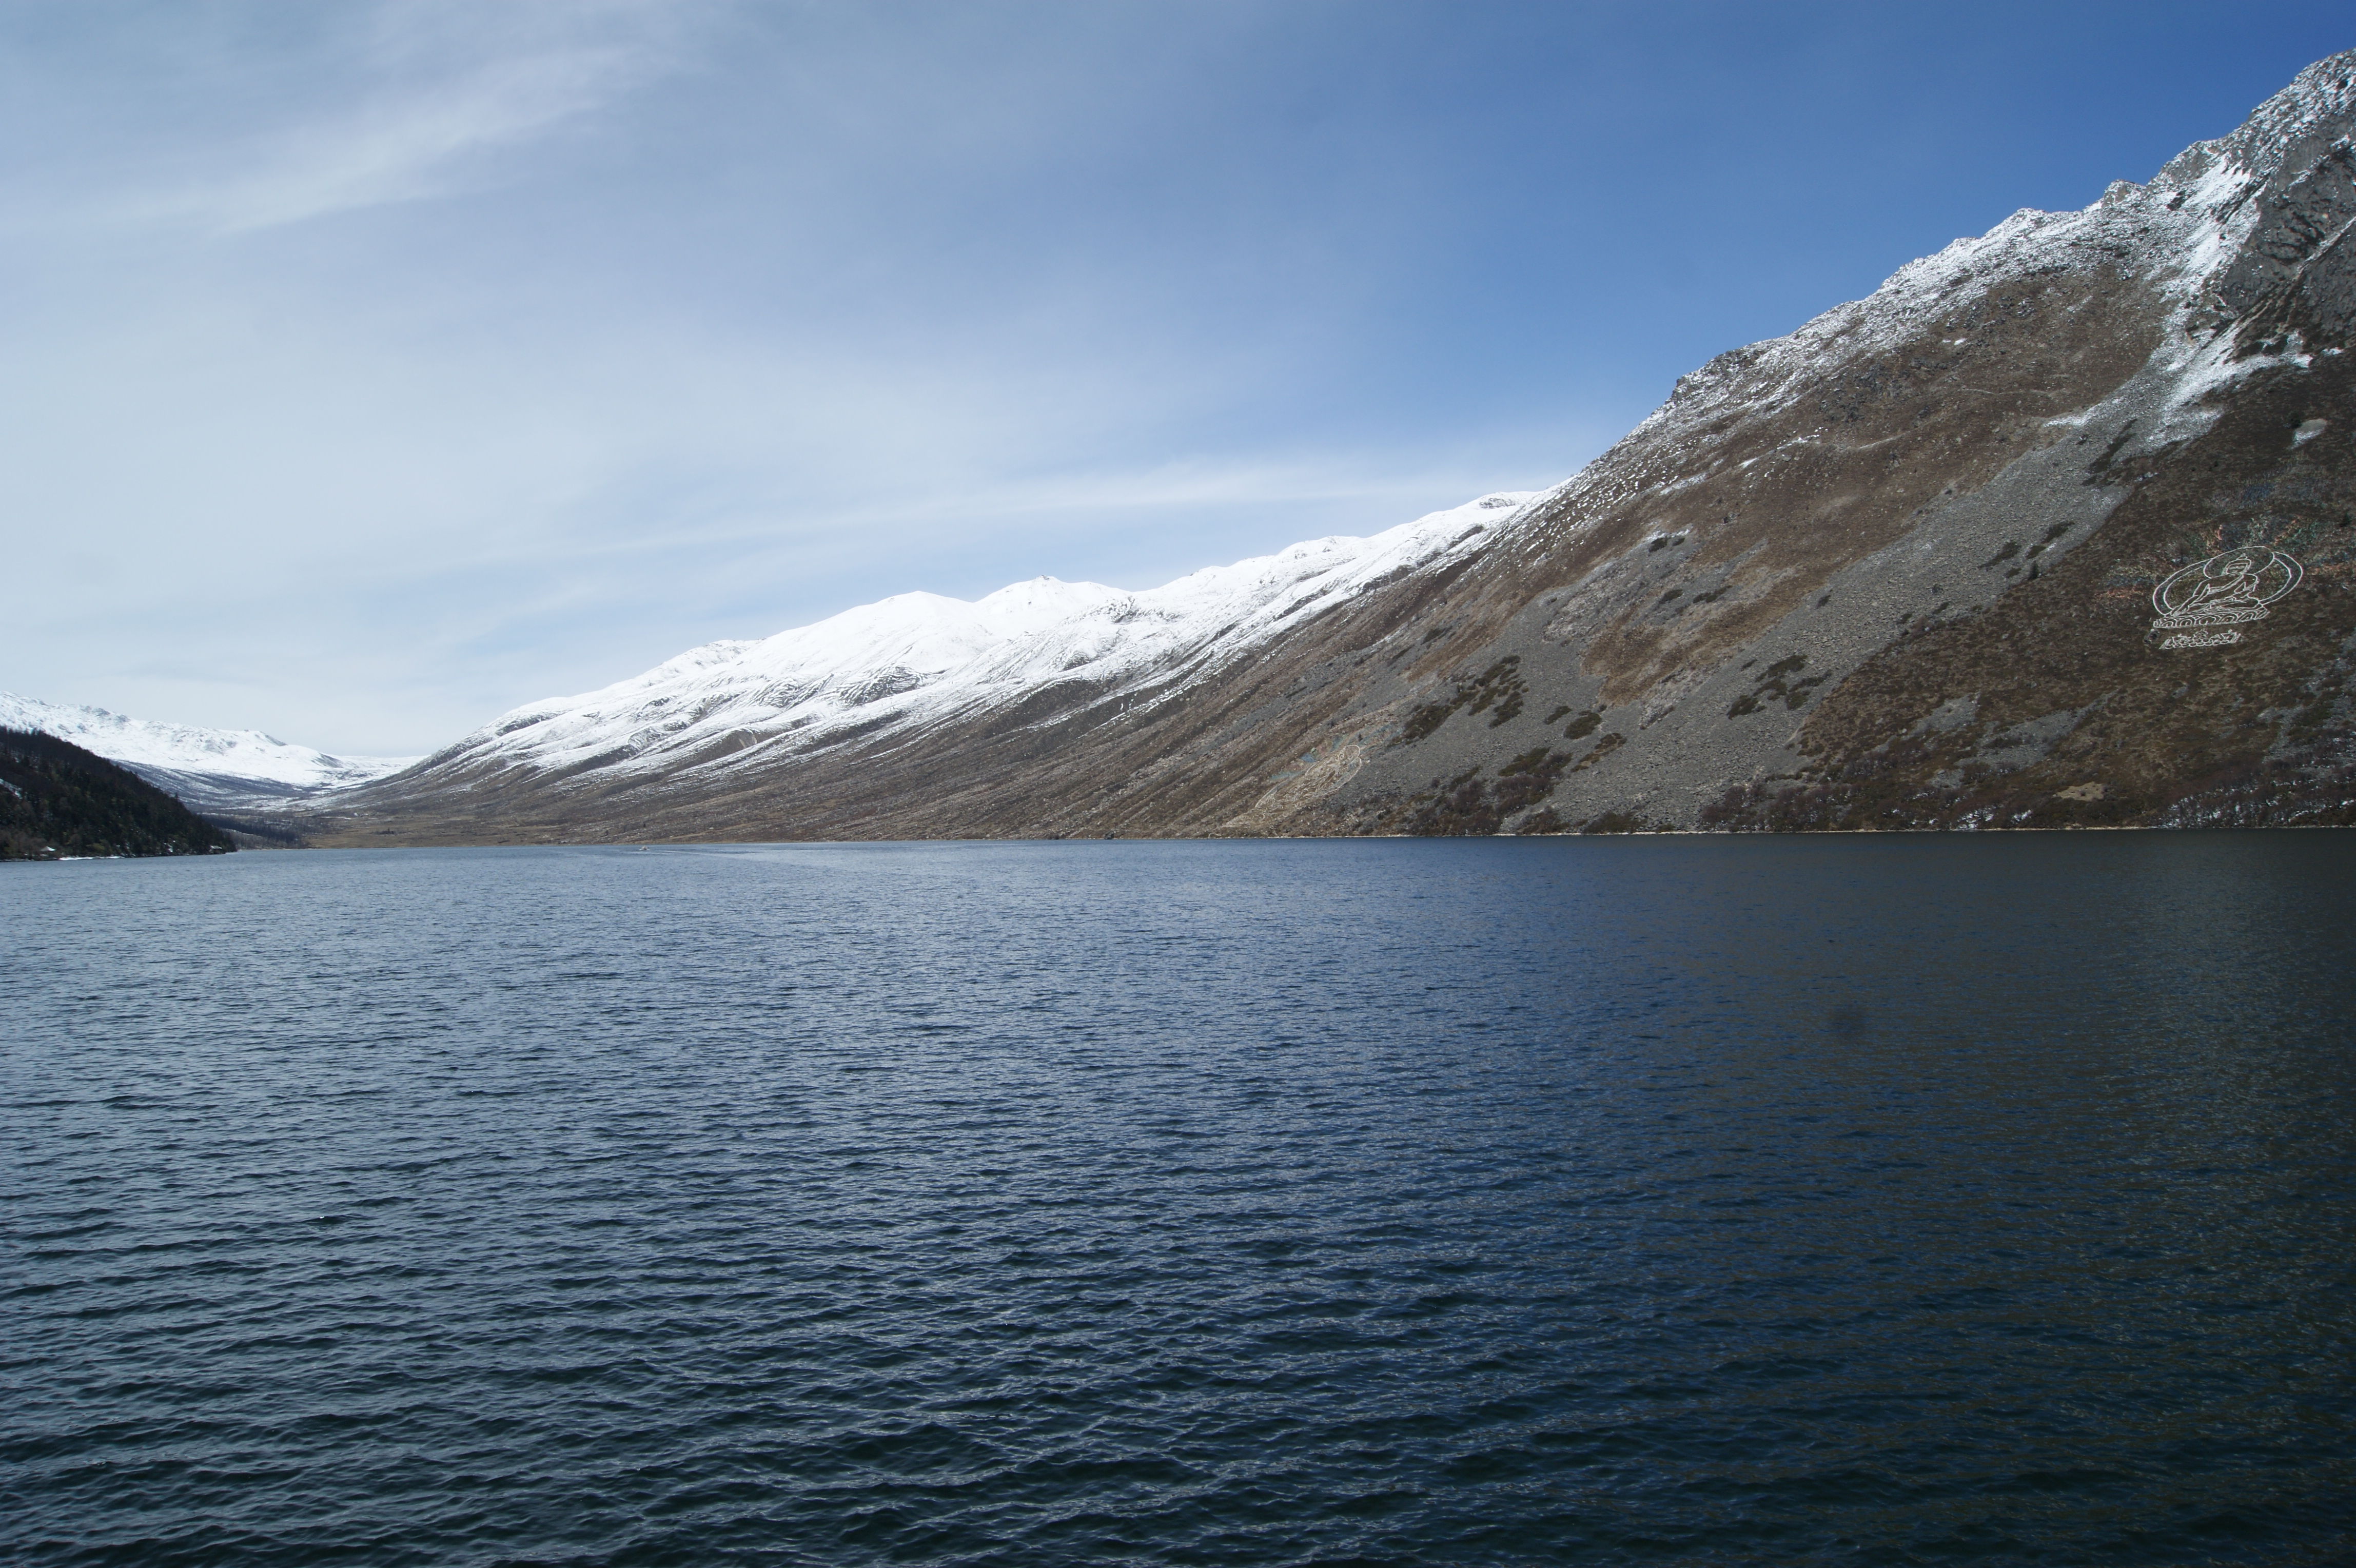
[0,729,234,860]
[0,692,416,816]
[305,52,2356,844]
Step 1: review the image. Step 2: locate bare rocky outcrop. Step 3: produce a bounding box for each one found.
[310,51,2356,844]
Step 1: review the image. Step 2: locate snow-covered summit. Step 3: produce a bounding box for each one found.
[0,692,417,813]
[424,492,1537,789]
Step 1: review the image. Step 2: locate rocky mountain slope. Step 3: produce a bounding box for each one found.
[315,49,2356,843]
[0,693,416,816]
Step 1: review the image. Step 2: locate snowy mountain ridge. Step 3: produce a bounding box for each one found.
[1564,56,2354,542]
[0,692,417,813]
[420,491,1535,789]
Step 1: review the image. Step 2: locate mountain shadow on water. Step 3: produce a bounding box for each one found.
[0,729,235,861]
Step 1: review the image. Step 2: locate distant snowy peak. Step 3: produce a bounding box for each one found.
[436,492,1538,786]
[0,692,417,812]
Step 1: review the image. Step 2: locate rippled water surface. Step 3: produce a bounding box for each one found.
[6,835,2355,1565]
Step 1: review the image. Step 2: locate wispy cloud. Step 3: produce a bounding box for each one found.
[128,1,693,232]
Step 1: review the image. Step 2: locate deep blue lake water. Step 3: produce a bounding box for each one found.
[5,835,2353,1566]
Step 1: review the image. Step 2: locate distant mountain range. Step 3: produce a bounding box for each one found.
[20,49,2356,841]
[0,693,414,816]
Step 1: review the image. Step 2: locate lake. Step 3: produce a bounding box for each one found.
[6,835,2353,1565]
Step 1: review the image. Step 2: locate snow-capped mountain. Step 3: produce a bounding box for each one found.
[413,493,1530,788]
[0,693,417,814]
[320,49,2356,841]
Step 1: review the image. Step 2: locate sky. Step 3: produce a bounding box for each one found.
[3,1,2351,755]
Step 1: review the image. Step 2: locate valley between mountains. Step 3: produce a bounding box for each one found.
[34,51,2356,844]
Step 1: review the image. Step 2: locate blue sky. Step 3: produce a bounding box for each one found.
[4,1,2350,754]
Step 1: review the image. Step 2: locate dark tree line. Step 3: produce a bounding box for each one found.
[0,729,235,860]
